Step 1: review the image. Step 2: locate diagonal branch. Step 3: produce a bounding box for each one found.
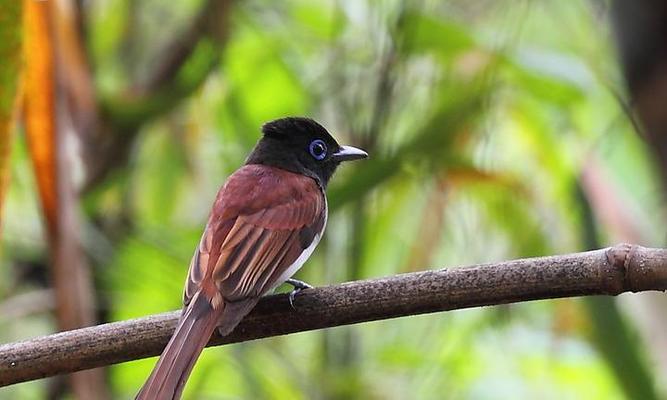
[84,0,234,192]
[1,243,666,387]
[139,0,232,93]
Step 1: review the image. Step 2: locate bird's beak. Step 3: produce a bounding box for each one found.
[332,145,368,162]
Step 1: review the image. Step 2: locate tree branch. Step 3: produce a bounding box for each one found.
[138,0,232,93]
[1,243,666,387]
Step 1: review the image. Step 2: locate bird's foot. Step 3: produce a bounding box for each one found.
[285,278,313,309]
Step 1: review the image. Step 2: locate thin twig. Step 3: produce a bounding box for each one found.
[1,243,666,387]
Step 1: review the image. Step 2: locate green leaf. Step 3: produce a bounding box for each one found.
[329,88,485,208]
[0,0,22,232]
[400,12,475,59]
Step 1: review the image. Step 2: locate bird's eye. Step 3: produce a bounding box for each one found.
[309,139,327,160]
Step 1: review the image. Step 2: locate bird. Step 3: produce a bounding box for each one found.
[136,117,367,399]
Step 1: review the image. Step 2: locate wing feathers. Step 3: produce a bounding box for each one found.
[221,225,265,277]
[253,231,301,293]
[183,165,326,310]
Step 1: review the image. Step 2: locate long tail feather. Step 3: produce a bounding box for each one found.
[136,293,222,400]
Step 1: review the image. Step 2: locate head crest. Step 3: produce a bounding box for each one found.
[261,117,329,139]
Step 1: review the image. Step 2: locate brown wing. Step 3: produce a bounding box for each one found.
[183,165,326,309]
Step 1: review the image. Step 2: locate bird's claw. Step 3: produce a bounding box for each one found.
[286,278,313,310]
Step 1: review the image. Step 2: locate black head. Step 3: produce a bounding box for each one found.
[245,117,368,187]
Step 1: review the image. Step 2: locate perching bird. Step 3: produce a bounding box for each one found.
[136,117,367,399]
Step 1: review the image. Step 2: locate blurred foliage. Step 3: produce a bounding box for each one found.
[1,0,666,399]
[0,0,22,230]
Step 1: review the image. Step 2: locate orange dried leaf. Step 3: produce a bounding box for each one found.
[23,0,58,236]
[448,167,526,196]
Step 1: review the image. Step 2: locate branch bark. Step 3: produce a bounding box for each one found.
[1,243,666,387]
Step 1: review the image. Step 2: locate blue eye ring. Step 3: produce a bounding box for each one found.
[309,139,327,160]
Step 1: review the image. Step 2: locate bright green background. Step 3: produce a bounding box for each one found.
[1,1,665,399]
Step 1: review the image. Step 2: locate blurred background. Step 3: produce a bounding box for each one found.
[1,0,666,399]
